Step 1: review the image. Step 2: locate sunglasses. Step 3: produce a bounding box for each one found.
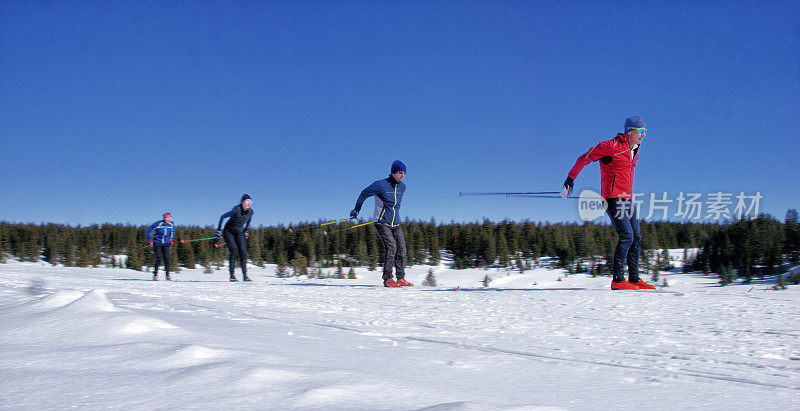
[629,127,646,134]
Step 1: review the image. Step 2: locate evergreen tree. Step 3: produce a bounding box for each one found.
[179,241,196,269]
[249,231,264,268]
[682,248,692,273]
[357,238,368,266]
[169,247,181,273]
[719,263,735,286]
[368,230,380,271]
[414,225,427,265]
[429,227,441,266]
[785,209,800,264]
[291,254,308,277]
[422,268,437,286]
[126,239,145,271]
[661,249,671,271]
[276,254,290,278]
[478,220,496,266]
[0,223,8,262]
[497,230,510,267]
[518,258,528,273]
[650,252,660,283]
[336,259,345,279]
[42,235,56,265]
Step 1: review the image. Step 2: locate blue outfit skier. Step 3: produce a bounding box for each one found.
[350,160,412,287]
[147,213,175,281]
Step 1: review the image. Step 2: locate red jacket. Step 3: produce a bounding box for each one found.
[568,133,639,199]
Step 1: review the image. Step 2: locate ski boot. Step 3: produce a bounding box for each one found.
[630,280,655,289]
[611,280,639,290]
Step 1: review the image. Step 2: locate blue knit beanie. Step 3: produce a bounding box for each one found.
[391,160,406,174]
[241,194,251,202]
[624,116,646,131]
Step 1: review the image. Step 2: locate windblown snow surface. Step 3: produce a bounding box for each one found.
[1,257,798,410]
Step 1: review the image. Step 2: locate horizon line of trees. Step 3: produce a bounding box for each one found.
[1,210,798,286]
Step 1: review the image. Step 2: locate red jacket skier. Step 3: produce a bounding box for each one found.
[561,116,655,291]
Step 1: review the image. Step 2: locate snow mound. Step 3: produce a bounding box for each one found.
[292,382,386,407]
[23,290,85,311]
[54,289,116,313]
[490,274,525,287]
[239,367,309,388]
[1,289,181,345]
[418,401,565,411]
[118,316,178,334]
[163,344,228,366]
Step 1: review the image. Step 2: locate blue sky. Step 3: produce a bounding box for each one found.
[2,1,798,227]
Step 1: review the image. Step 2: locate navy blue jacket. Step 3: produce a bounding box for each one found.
[146,220,175,245]
[353,176,406,227]
[218,205,254,234]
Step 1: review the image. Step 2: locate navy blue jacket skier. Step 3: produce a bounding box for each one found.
[147,213,175,281]
[350,160,412,287]
[216,194,254,282]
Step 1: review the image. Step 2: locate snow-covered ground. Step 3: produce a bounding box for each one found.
[1,259,798,410]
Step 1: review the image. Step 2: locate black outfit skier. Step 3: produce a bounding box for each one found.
[216,194,254,282]
[350,160,412,287]
[147,213,175,281]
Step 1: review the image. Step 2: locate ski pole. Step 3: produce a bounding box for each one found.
[324,221,374,235]
[459,191,561,197]
[459,191,602,199]
[289,218,353,232]
[130,244,153,252]
[318,218,353,227]
[180,236,217,243]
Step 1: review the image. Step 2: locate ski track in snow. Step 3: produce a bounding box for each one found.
[1,260,799,410]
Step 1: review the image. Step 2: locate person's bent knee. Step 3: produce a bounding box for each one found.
[617,233,634,248]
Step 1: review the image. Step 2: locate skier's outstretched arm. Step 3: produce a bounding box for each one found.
[216,209,235,233]
[146,221,159,242]
[562,140,616,198]
[350,181,381,219]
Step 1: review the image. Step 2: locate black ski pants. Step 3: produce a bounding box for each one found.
[223,230,248,278]
[153,244,171,276]
[374,223,406,281]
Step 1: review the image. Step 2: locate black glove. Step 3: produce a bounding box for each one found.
[349,209,358,219]
[560,177,574,198]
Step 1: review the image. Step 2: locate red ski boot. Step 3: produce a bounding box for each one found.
[397,278,414,287]
[631,280,655,289]
[383,278,400,287]
[610,280,639,290]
